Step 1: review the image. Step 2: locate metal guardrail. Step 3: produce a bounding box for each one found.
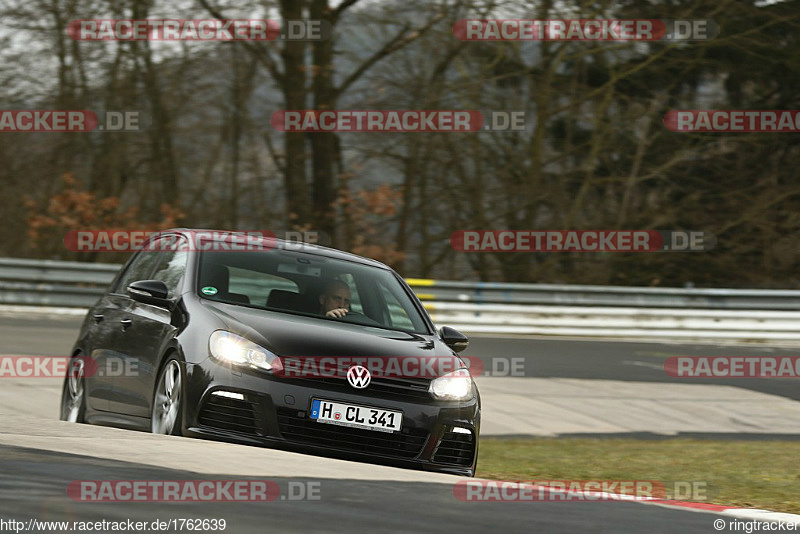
[2,257,800,340]
[0,258,120,308]
[405,278,800,310]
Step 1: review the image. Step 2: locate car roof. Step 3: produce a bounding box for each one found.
[165,228,392,271]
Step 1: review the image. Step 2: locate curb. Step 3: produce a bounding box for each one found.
[464,481,800,524]
[644,499,800,524]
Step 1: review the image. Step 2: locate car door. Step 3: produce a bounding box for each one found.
[81,294,124,413]
[88,249,162,414]
[108,238,188,417]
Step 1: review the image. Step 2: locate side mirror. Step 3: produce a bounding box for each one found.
[440,326,469,353]
[127,280,171,308]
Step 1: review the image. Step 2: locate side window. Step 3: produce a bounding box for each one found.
[379,283,415,330]
[115,251,160,294]
[228,267,298,304]
[151,240,188,298]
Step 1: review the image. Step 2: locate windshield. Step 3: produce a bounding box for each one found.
[196,248,430,335]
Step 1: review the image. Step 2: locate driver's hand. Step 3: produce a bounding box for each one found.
[326,308,348,318]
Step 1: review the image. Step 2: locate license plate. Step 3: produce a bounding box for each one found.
[310,399,402,433]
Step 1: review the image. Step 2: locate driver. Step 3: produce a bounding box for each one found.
[319,279,351,319]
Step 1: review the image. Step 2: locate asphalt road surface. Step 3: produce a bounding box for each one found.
[0,443,731,534]
[0,313,793,533]
[466,335,800,400]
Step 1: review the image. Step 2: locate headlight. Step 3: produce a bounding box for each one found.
[429,368,474,401]
[209,331,282,373]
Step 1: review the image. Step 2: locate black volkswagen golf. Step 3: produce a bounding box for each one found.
[60,230,480,476]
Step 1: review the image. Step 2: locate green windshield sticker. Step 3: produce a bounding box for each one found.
[201,286,218,296]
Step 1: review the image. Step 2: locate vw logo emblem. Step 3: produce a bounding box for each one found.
[347,365,371,389]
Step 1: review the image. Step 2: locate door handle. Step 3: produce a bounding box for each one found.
[92,314,104,324]
[120,318,133,330]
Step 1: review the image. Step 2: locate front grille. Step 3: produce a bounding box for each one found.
[198,395,259,436]
[276,408,429,459]
[280,375,432,401]
[366,376,432,399]
[433,431,476,466]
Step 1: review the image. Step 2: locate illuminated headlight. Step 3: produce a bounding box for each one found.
[209,331,282,373]
[429,368,474,401]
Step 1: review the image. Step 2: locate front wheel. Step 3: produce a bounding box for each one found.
[151,358,184,435]
[60,356,86,423]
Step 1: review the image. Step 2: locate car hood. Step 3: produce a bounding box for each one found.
[204,301,461,366]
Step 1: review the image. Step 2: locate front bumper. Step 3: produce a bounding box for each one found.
[181,360,480,476]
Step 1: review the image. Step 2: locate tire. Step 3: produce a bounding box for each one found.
[151,357,184,436]
[60,355,86,423]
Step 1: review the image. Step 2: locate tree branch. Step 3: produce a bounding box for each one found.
[197,0,284,84]
[334,10,447,99]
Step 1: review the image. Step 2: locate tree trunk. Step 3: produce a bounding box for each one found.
[279,0,311,226]
[309,0,338,239]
